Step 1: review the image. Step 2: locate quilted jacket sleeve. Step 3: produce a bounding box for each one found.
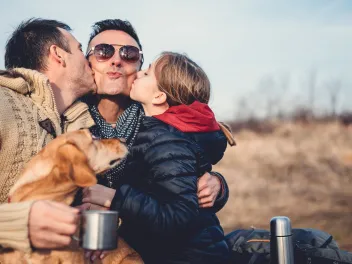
[111,134,200,236]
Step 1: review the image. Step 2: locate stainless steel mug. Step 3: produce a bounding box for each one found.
[80,210,119,250]
[270,216,294,264]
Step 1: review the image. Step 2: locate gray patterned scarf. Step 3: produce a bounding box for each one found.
[88,102,144,188]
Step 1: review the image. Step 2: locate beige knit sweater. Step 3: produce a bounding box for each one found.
[0,68,95,252]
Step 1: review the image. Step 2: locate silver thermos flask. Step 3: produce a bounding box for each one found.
[270,216,294,264]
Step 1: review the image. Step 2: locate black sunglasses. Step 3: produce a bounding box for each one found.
[86,43,144,64]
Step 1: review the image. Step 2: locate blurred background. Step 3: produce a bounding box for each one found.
[0,0,351,250]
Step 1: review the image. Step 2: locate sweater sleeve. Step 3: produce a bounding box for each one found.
[112,177,199,236]
[0,201,35,253]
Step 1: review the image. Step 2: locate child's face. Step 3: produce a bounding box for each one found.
[130,63,159,104]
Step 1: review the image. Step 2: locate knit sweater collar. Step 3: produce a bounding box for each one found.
[0,68,95,134]
[0,68,60,119]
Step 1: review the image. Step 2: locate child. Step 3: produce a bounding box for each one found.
[110,52,232,264]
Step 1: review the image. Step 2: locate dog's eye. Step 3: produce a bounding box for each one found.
[110,158,121,166]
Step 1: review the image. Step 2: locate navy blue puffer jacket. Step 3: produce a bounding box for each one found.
[111,113,230,264]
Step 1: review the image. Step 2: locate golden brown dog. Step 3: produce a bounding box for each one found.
[0,129,144,264]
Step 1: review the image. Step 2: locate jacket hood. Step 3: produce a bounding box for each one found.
[153,101,226,165]
[153,101,220,133]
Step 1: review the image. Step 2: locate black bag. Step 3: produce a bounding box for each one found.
[225,229,270,263]
[225,228,352,264]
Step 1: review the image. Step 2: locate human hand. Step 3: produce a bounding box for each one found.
[76,203,109,211]
[197,172,221,208]
[85,250,109,262]
[29,200,79,249]
[82,184,116,208]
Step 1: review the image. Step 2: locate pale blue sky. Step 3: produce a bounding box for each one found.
[0,0,351,120]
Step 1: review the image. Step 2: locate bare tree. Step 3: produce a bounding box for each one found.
[326,79,342,117]
[257,75,276,118]
[235,97,251,121]
[257,74,290,119]
[276,73,290,118]
[307,69,317,113]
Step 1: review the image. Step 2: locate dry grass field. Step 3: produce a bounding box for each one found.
[215,121,352,250]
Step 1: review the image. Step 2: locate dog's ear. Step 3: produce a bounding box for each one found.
[57,143,97,187]
[66,129,92,144]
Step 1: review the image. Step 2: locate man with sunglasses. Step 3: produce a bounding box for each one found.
[79,19,230,262]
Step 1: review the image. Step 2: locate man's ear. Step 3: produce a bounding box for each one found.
[49,45,66,67]
[57,144,97,187]
[152,91,167,105]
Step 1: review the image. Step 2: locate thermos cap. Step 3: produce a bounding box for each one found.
[270,216,292,237]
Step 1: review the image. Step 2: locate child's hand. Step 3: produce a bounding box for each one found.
[82,184,116,208]
[76,203,109,211]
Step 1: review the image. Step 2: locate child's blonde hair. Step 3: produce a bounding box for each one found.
[154,52,211,106]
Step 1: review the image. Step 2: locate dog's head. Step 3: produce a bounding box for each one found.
[9,129,128,204]
[64,129,128,175]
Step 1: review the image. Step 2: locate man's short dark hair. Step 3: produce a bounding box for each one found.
[88,19,143,68]
[5,18,72,71]
[89,19,142,50]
